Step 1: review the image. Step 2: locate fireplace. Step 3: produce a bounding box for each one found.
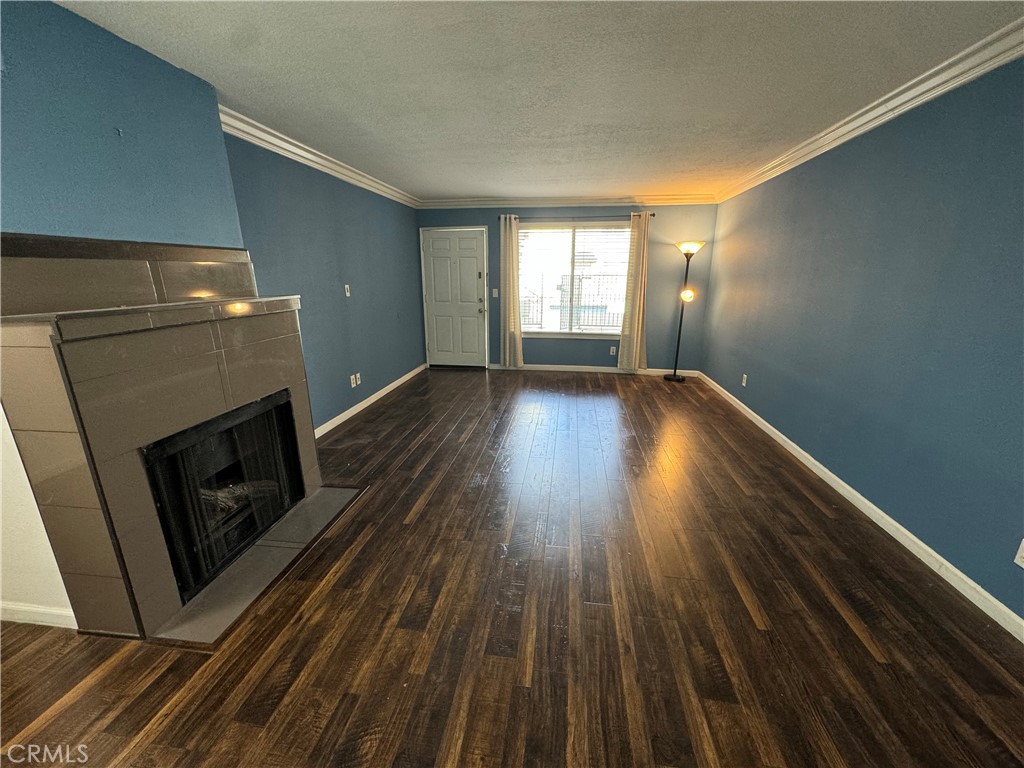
[143,390,305,603]
[1,234,323,636]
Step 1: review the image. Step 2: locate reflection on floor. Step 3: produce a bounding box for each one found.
[1,369,1021,767]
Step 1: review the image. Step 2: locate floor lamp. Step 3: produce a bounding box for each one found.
[664,241,705,382]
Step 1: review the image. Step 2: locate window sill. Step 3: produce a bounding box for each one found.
[523,332,621,340]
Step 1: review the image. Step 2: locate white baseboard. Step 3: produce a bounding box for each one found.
[314,364,428,438]
[1,601,77,629]
[697,372,1024,642]
[491,364,702,376]
[516,363,622,373]
[638,368,701,378]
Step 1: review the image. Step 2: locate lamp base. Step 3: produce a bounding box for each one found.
[663,373,687,383]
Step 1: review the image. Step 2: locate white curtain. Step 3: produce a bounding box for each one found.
[618,211,650,373]
[499,214,524,368]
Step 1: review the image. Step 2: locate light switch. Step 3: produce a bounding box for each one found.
[491,288,498,298]
[344,284,351,297]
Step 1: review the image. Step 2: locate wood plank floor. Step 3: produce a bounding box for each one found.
[2,369,1022,767]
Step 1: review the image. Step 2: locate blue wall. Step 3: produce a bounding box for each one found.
[0,2,242,246]
[704,61,1024,617]
[225,135,425,427]
[416,205,717,369]
[524,336,620,368]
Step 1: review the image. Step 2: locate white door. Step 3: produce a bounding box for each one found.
[421,228,487,367]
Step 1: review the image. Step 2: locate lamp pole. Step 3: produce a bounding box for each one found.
[664,252,694,383]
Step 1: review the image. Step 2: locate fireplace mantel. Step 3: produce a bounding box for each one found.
[8,294,303,341]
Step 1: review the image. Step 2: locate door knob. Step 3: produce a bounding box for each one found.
[478,308,484,313]
[478,297,484,303]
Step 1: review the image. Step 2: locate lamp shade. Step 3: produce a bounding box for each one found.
[675,241,705,256]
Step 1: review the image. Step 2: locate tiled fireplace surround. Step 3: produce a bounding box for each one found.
[0,234,322,637]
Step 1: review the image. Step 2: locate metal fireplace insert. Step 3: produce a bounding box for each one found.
[143,389,305,603]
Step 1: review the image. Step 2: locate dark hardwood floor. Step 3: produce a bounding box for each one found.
[2,369,1022,767]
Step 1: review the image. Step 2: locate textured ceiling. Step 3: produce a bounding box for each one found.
[61,2,1022,203]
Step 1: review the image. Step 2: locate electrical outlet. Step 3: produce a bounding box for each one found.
[741,374,748,387]
[1014,539,1024,570]
[344,284,351,297]
[492,288,498,298]
[349,374,357,388]
[355,372,361,385]
[609,346,617,356]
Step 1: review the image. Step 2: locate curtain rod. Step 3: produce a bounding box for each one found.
[502,213,654,221]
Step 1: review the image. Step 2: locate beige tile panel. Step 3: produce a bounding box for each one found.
[222,334,306,407]
[155,261,256,303]
[214,350,234,407]
[214,300,265,321]
[303,464,323,494]
[11,429,102,509]
[0,233,250,264]
[0,321,54,348]
[116,522,183,634]
[92,451,181,623]
[247,297,300,315]
[149,304,217,328]
[95,448,185,633]
[58,313,153,341]
[288,382,319,478]
[60,323,216,383]
[1,347,78,432]
[134,584,186,636]
[61,573,139,635]
[38,505,122,578]
[94,450,160,533]
[1,257,158,315]
[211,297,300,320]
[216,311,299,349]
[73,352,228,462]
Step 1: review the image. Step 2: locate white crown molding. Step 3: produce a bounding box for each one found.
[218,105,718,210]
[697,372,1024,642]
[219,106,421,208]
[220,19,1022,210]
[416,194,717,209]
[717,17,1024,203]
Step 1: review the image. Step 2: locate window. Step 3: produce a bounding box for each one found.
[518,222,631,335]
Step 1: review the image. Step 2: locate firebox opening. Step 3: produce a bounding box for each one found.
[143,389,305,604]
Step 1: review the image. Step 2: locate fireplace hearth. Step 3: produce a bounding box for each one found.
[144,390,304,603]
